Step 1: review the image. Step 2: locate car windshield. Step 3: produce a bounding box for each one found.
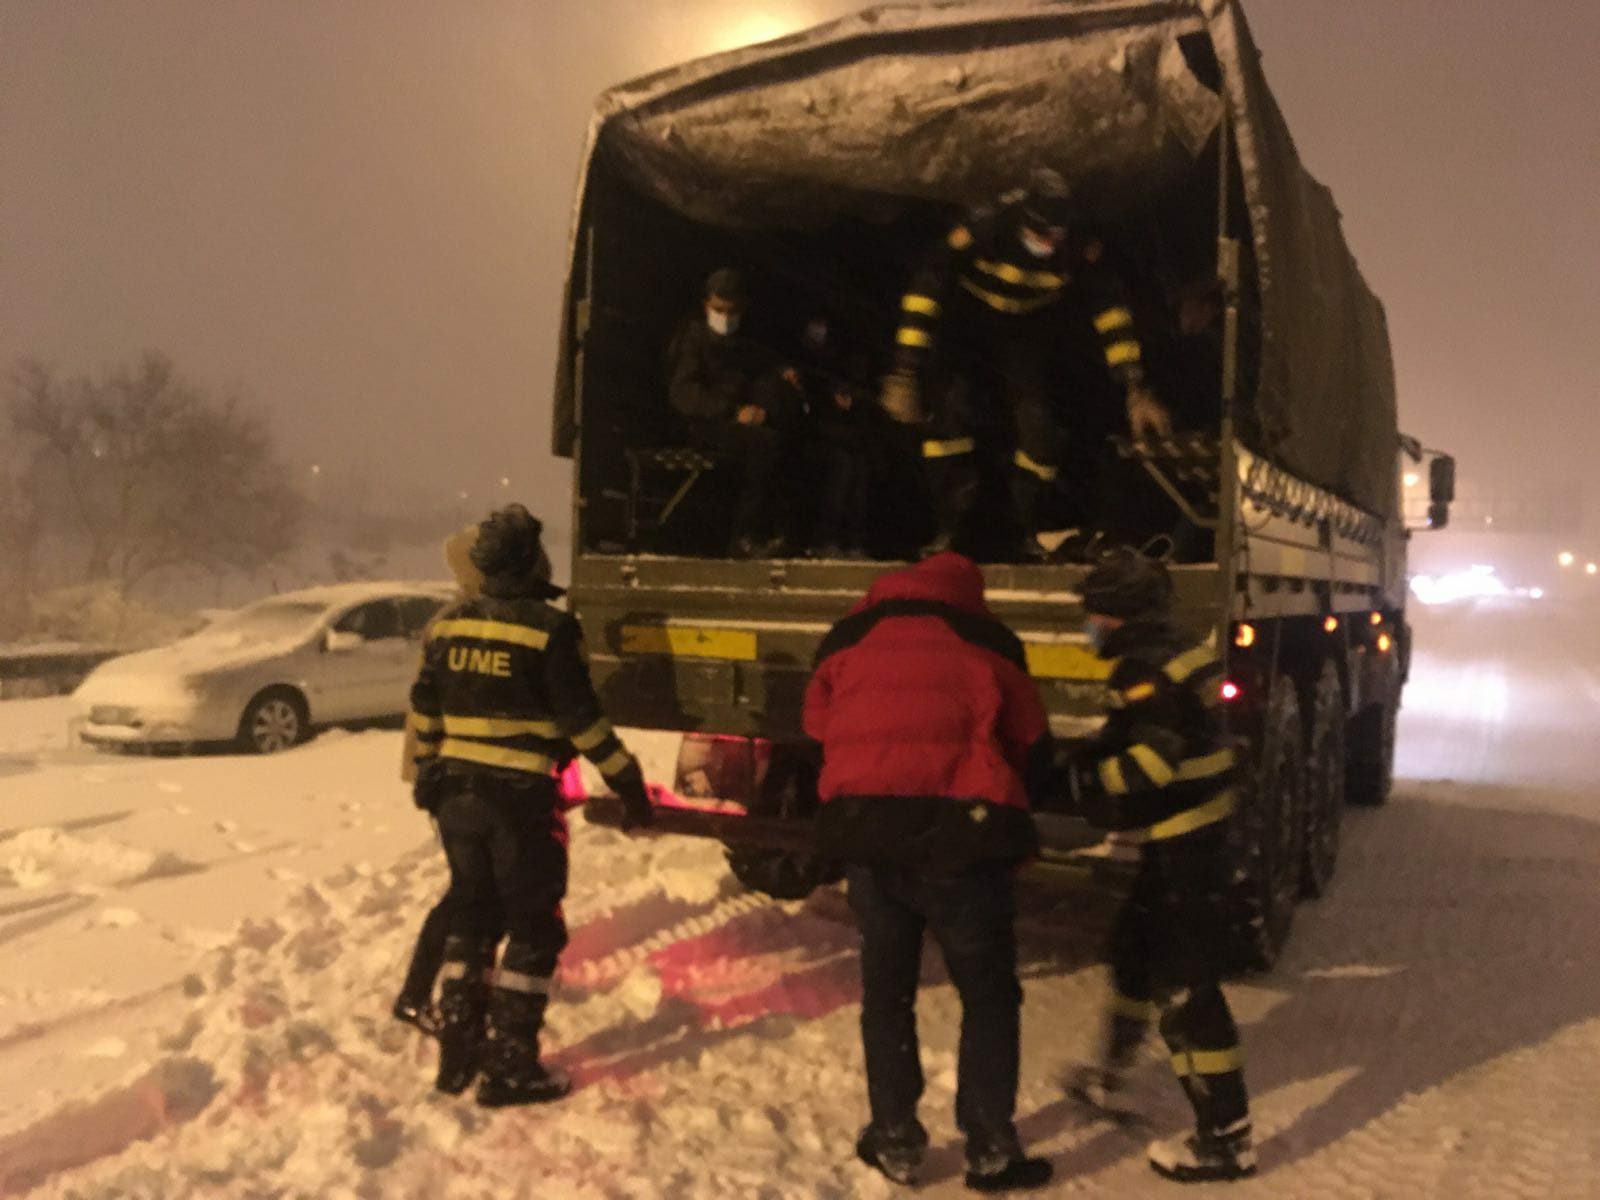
[197,599,329,644]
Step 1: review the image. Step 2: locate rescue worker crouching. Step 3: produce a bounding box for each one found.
[884,168,1172,562]
[409,504,654,1106]
[804,552,1055,1193]
[1058,548,1255,1182]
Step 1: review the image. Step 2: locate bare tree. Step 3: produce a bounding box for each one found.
[7,351,306,597]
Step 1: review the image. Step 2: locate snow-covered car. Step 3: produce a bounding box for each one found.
[74,581,454,754]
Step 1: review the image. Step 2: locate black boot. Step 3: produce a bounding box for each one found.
[855,1119,928,1186]
[475,985,570,1107]
[434,939,493,1095]
[965,1129,1053,1193]
[1147,1117,1256,1182]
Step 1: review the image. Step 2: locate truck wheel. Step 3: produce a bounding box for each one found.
[1301,661,1346,898]
[724,747,843,902]
[1229,674,1306,972]
[1346,694,1397,807]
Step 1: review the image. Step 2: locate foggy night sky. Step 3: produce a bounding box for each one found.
[3,1,1597,531]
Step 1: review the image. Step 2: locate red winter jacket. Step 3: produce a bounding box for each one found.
[802,553,1050,868]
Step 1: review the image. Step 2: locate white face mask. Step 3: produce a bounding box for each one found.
[1019,227,1059,260]
[706,308,740,336]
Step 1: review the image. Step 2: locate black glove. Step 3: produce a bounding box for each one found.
[614,771,654,832]
[413,760,448,814]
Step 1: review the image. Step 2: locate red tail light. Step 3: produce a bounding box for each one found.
[1220,681,1242,702]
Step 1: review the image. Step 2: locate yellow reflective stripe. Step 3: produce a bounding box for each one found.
[901,294,941,317]
[413,744,440,761]
[442,715,561,739]
[960,279,1059,314]
[1112,993,1158,1021]
[922,437,976,459]
[1164,646,1218,683]
[409,712,444,735]
[948,225,974,250]
[1094,306,1134,334]
[1100,757,1129,795]
[1105,340,1143,366]
[438,738,554,775]
[571,718,614,752]
[594,747,635,776]
[896,326,934,348]
[1175,748,1236,782]
[1172,1046,1243,1077]
[1121,682,1156,703]
[618,625,757,661]
[1146,791,1236,840]
[1127,743,1177,788]
[494,969,552,996]
[1025,642,1113,681]
[1012,449,1058,481]
[430,619,548,651]
[973,258,1066,288]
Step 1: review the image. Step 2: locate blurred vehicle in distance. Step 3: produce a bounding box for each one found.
[75,581,453,754]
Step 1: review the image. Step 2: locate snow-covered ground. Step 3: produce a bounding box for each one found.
[1,602,1598,1197]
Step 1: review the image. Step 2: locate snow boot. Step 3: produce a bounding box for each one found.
[475,983,570,1108]
[964,1156,1053,1193]
[433,940,492,1095]
[1147,1118,1257,1183]
[855,1120,928,1186]
[965,1130,1053,1193]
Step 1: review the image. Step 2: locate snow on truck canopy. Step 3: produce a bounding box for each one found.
[552,0,1400,520]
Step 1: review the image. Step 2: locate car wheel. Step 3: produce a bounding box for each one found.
[239,688,309,754]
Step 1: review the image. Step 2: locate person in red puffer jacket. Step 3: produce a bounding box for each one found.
[804,551,1055,1194]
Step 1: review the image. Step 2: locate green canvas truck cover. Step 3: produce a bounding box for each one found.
[551,0,1400,520]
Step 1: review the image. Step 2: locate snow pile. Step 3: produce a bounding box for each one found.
[1,820,882,1200]
[0,828,193,893]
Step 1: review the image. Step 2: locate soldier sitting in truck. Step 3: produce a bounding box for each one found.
[665,267,799,558]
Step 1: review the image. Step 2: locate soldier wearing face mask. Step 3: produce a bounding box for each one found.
[884,168,1173,562]
[666,267,795,557]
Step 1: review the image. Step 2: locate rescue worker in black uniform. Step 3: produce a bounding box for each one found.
[666,267,796,557]
[884,169,1172,561]
[409,504,654,1106]
[1059,548,1255,1183]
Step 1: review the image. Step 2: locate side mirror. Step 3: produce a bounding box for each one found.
[1427,454,1456,529]
[325,629,364,653]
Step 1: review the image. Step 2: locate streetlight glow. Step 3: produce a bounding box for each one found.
[1588,563,1598,577]
[1403,471,1420,488]
[1559,551,1575,568]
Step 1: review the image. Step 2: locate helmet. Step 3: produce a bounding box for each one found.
[1080,547,1173,619]
[470,503,549,582]
[1019,167,1074,232]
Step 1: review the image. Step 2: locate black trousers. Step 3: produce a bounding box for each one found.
[434,769,569,981]
[690,416,785,546]
[922,300,1083,545]
[1104,843,1249,1132]
[847,862,1023,1156]
[398,883,504,1004]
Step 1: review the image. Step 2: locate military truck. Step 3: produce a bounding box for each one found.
[552,0,1454,968]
